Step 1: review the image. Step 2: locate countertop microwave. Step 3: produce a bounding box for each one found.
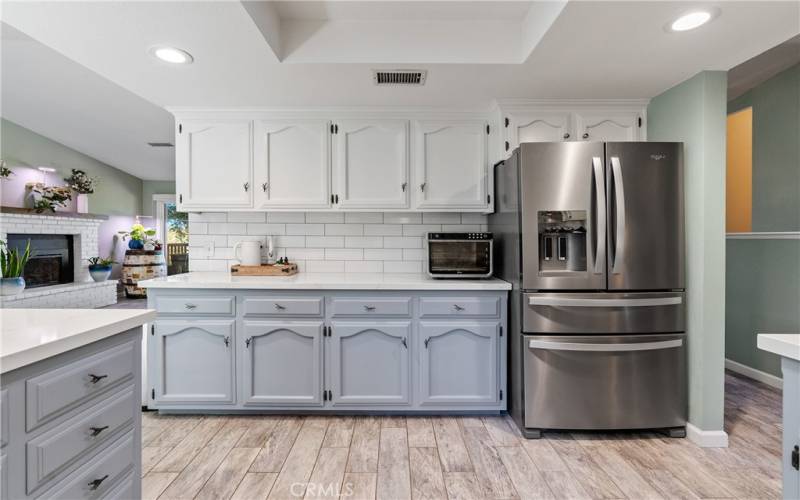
[427,232,493,279]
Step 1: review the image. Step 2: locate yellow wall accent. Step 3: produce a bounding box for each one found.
[726,108,753,233]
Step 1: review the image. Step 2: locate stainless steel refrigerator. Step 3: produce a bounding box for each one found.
[489,141,687,438]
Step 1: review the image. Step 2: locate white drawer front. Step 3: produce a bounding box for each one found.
[26,342,135,431]
[156,296,235,315]
[419,297,500,317]
[243,297,324,317]
[331,298,412,317]
[26,387,134,494]
[36,431,134,500]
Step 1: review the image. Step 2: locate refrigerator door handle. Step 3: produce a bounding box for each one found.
[529,296,682,307]
[528,338,683,352]
[610,156,626,274]
[591,156,606,274]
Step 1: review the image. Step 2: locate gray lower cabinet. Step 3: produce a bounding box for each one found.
[329,322,411,405]
[241,321,324,406]
[154,320,235,404]
[419,321,500,405]
[147,289,508,412]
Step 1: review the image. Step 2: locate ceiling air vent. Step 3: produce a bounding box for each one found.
[148,142,174,148]
[372,69,427,86]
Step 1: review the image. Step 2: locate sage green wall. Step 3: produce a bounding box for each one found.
[728,64,800,231]
[648,71,728,434]
[726,64,800,379]
[0,119,143,216]
[141,180,176,217]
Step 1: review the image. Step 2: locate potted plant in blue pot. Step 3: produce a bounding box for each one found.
[1,239,31,296]
[118,223,156,250]
[87,257,116,282]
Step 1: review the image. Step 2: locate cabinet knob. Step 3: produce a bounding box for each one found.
[89,425,109,437]
[185,303,197,310]
[243,182,250,191]
[223,336,230,347]
[274,303,286,310]
[582,133,589,139]
[420,183,426,192]
[245,337,252,348]
[88,374,108,384]
[424,337,431,348]
[401,337,408,349]
[563,133,571,140]
[364,305,376,311]
[401,182,407,192]
[453,304,465,311]
[87,475,109,491]
[262,182,269,192]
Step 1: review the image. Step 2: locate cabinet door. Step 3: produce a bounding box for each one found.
[330,322,411,405]
[575,112,640,142]
[419,322,499,405]
[241,321,323,406]
[176,120,253,209]
[414,120,488,210]
[334,120,409,209]
[506,112,572,154]
[154,320,235,404]
[254,120,331,209]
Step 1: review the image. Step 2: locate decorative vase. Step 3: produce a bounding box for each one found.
[128,239,144,250]
[0,277,26,296]
[88,264,112,282]
[76,193,89,214]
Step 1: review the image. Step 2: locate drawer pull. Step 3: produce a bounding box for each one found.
[274,303,286,310]
[453,304,465,311]
[401,337,408,349]
[424,337,431,348]
[89,425,109,437]
[245,337,252,348]
[223,336,230,347]
[88,475,109,490]
[185,303,197,310]
[88,374,108,384]
[364,305,376,311]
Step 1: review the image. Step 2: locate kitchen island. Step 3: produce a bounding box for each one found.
[0,308,155,500]
[758,333,800,499]
[140,272,511,414]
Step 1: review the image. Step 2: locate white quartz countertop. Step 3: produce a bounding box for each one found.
[757,333,800,362]
[139,272,512,291]
[1,308,156,373]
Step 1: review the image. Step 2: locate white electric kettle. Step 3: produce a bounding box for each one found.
[233,240,262,266]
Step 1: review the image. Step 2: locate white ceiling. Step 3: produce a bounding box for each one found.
[1,1,799,181]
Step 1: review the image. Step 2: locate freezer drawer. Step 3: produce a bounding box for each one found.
[523,292,685,334]
[523,334,686,431]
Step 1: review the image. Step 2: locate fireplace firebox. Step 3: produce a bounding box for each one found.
[7,234,74,288]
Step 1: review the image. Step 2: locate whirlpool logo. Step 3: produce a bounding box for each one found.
[650,154,667,161]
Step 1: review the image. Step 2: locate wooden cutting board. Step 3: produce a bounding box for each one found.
[230,263,298,276]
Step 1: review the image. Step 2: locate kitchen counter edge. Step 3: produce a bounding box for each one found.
[757,333,800,362]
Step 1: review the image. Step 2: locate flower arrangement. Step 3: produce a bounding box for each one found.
[118,223,156,250]
[26,183,73,213]
[87,256,116,282]
[64,168,98,194]
[0,160,13,180]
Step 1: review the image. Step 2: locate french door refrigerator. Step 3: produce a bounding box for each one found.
[489,141,687,438]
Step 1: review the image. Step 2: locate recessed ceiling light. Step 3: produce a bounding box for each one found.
[669,9,717,32]
[150,46,193,64]
[37,167,56,173]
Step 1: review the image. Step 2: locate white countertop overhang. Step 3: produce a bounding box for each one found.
[138,272,512,291]
[1,308,156,373]
[757,333,800,362]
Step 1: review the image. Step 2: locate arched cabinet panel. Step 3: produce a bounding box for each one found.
[418,321,500,405]
[154,320,235,404]
[241,321,323,406]
[329,322,411,405]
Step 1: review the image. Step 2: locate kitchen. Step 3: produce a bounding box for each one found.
[0,2,798,499]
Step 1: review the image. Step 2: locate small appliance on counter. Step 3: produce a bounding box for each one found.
[427,232,493,278]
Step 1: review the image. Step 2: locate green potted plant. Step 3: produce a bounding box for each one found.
[64,169,98,214]
[118,223,156,250]
[87,256,116,282]
[1,239,32,296]
[0,159,13,180]
[26,183,72,213]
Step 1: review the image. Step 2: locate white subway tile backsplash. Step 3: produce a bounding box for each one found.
[189,211,484,273]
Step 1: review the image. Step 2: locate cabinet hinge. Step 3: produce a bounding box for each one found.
[178,124,182,134]
[499,390,503,400]
[505,141,510,152]
[486,125,490,135]
[150,324,155,336]
[323,390,328,401]
[330,124,335,134]
[504,117,509,128]
[328,390,332,400]
[151,388,155,399]
[487,194,491,204]
[330,194,335,204]
[335,124,339,134]
[334,194,339,204]
[792,445,799,471]
[499,326,503,337]
[179,194,183,203]
[638,117,642,128]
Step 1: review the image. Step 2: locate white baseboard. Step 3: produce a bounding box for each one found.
[725,358,783,389]
[686,422,729,448]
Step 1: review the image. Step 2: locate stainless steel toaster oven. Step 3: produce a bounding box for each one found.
[427,232,493,278]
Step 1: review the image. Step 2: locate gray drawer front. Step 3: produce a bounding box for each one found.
[243,297,324,317]
[1,388,7,448]
[36,431,134,500]
[26,387,135,493]
[26,342,135,431]
[156,296,235,315]
[419,297,500,317]
[102,471,134,500]
[331,298,412,317]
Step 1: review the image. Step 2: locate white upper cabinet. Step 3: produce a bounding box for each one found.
[176,120,253,209]
[575,111,641,142]
[414,120,488,210]
[505,112,572,153]
[333,120,409,209]
[254,120,331,209]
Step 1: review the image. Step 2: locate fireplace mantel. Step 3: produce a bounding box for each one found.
[0,206,108,220]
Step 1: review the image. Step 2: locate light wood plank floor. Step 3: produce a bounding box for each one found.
[142,372,783,499]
